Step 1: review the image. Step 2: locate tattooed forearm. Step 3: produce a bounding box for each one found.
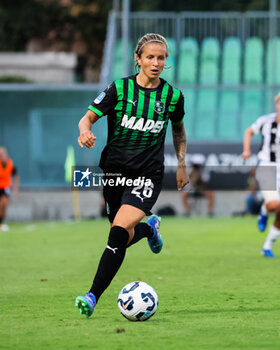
[172,121,187,167]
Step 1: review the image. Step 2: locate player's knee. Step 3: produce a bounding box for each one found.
[275,202,280,214]
[108,225,129,247]
[112,219,134,233]
[266,201,279,212]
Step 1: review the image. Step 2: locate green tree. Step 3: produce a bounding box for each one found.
[131,0,269,11]
[0,0,70,51]
[0,0,112,53]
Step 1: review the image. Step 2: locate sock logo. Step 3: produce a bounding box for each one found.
[107,245,118,254]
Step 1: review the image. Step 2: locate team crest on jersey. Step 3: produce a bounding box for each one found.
[154,101,165,114]
[94,91,105,104]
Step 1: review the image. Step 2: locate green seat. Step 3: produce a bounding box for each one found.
[160,38,176,83]
[264,90,276,112]
[200,37,220,84]
[182,89,196,139]
[196,38,219,140]
[244,37,264,84]
[222,37,241,85]
[165,89,195,142]
[243,37,266,127]
[241,90,263,131]
[112,60,125,81]
[112,39,133,81]
[195,90,217,140]
[178,38,198,84]
[218,91,240,140]
[219,38,241,139]
[266,37,280,85]
[166,37,176,55]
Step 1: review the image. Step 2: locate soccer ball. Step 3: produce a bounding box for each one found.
[117,281,158,321]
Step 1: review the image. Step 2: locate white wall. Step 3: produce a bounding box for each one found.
[0,52,77,83]
[6,190,247,222]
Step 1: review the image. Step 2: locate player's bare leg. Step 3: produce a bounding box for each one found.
[262,202,280,257]
[205,190,215,216]
[181,191,191,216]
[0,195,9,231]
[113,204,146,245]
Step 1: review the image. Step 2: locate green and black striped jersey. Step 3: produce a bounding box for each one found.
[89,74,185,172]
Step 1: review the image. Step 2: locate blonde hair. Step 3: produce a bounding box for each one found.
[134,33,169,68]
[274,92,280,102]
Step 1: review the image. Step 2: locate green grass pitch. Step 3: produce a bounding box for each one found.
[1,217,280,350]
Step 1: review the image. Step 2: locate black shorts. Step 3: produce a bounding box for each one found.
[102,169,163,222]
[0,188,11,197]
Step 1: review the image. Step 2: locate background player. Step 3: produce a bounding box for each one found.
[75,33,189,317]
[181,155,215,217]
[0,147,19,231]
[242,93,280,257]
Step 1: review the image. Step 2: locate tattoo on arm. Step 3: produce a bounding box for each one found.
[172,122,187,167]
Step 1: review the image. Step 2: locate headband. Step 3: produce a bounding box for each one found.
[137,39,166,54]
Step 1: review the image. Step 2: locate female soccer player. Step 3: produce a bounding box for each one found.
[242,92,280,258]
[75,33,189,317]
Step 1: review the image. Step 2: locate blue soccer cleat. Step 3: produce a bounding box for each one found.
[146,215,163,254]
[257,214,268,232]
[75,292,96,318]
[261,248,275,258]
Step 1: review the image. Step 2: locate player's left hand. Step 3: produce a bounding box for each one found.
[176,166,189,191]
[242,150,251,160]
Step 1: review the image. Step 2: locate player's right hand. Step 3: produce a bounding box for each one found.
[242,150,251,160]
[78,131,96,149]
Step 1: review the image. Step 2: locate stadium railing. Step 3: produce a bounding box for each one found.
[1,11,280,188]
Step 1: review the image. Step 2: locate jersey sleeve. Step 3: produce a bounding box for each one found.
[169,91,185,125]
[251,116,266,134]
[88,83,117,117]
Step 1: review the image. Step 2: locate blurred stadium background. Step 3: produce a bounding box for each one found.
[1,0,279,221]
